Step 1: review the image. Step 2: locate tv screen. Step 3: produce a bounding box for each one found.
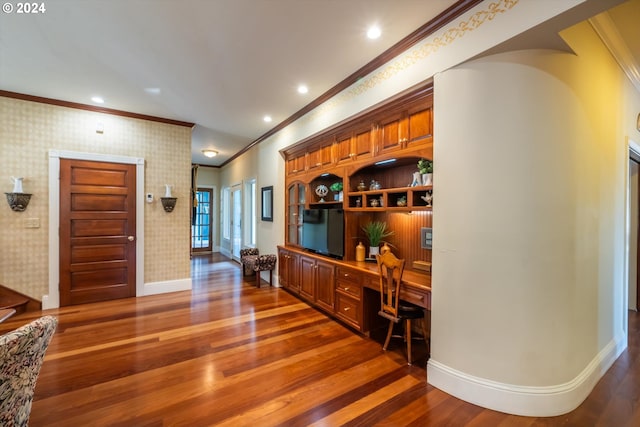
[302,208,344,259]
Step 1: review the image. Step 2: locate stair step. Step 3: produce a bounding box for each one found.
[0,296,29,314]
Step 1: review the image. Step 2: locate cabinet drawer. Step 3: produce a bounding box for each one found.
[336,280,361,299]
[336,266,362,286]
[400,288,429,309]
[335,293,362,328]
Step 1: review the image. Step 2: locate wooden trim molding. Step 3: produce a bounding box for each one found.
[223,0,480,166]
[0,90,195,128]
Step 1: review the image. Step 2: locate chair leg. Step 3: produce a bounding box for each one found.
[382,320,394,351]
[406,319,412,365]
[269,270,273,286]
[421,313,430,356]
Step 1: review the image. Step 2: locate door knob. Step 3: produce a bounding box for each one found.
[128,236,135,241]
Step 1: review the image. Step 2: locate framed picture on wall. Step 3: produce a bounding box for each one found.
[261,186,273,222]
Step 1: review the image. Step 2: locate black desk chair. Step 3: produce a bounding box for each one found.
[376,251,429,365]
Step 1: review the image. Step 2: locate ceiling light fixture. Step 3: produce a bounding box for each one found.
[263,115,272,123]
[91,96,105,104]
[297,85,308,94]
[367,25,381,40]
[202,149,218,158]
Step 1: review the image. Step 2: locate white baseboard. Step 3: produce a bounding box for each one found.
[142,278,192,296]
[427,333,627,416]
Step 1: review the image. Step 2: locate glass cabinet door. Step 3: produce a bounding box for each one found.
[286,182,305,245]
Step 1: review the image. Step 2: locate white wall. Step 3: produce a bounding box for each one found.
[427,20,638,415]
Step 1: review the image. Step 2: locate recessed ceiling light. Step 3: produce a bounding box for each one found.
[297,85,308,94]
[202,149,218,158]
[263,115,272,123]
[144,88,161,95]
[367,25,381,40]
[91,96,105,104]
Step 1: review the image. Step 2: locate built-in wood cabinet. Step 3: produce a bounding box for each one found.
[278,247,300,293]
[278,84,433,333]
[376,104,432,157]
[300,256,335,311]
[285,182,306,246]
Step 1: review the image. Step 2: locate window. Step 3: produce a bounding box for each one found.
[245,179,257,246]
[222,187,230,240]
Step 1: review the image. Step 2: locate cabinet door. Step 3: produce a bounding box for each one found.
[308,143,333,172]
[286,183,305,246]
[315,260,335,311]
[405,107,432,149]
[299,256,316,300]
[286,153,306,176]
[287,252,300,293]
[376,111,405,156]
[277,248,289,288]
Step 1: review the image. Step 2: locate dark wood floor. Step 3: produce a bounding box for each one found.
[3,253,640,426]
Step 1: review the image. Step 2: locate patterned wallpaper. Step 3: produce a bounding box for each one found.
[0,96,192,300]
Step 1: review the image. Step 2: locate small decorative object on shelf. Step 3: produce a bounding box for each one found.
[370,198,379,207]
[315,184,329,202]
[355,241,366,262]
[411,171,421,187]
[330,182,343,201]
[357,180,367,191]
[396,196,407,207]
[418,158,433,186]
[361,221,394,260]
[355,198,361,207]
[369,180,381,190]
[421,190,433,207]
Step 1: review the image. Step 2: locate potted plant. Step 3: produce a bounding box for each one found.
[330,181,343,201]
[361,221,394,258]
[417,158,433,186]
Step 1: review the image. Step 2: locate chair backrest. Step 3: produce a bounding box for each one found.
[240,248,259,259]
[0,315,58,427]
[376,251,406,318]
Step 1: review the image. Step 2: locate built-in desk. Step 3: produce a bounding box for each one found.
[277,246,431,334]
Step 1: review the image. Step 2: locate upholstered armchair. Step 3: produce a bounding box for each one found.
[0,315,58,426]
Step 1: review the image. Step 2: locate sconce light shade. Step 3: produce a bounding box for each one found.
[160,197,177,213]
[5,192,32,212]
[202,149,218,158]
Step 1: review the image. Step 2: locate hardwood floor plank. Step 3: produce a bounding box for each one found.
[2,253,638,426]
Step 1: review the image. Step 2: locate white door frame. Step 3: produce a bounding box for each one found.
[45,150,145,309]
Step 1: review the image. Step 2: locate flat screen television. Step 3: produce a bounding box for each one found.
[302,208,344,259]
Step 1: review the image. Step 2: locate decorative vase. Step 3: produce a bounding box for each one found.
[11,177,24,193]
[357,180,367,191]
[369,246,380,258]
[164,184,172,198]
[422,173,433,186]
[380,242,391,255]
[355,242,366,262]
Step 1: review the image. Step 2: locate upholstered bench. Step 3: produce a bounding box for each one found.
[240,249,277,287]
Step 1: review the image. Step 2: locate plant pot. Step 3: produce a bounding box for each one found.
[422,173,433,186]
[369,246,380,258]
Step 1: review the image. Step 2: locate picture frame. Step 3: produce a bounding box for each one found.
[261,186,273,222]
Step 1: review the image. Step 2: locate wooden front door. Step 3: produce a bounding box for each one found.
[59,159,137,306]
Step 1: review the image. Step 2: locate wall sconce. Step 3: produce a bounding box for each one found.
[160,184,177,212]
[5,177,31,212]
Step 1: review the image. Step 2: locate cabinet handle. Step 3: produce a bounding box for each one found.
[316,162,322,166]
[344,307,350,312]
[349,153,355,157]
[344,273,349,277]
[344,287,349,291]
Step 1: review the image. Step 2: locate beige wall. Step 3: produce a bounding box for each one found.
[429,20,640,415]
[0,96,192,300]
